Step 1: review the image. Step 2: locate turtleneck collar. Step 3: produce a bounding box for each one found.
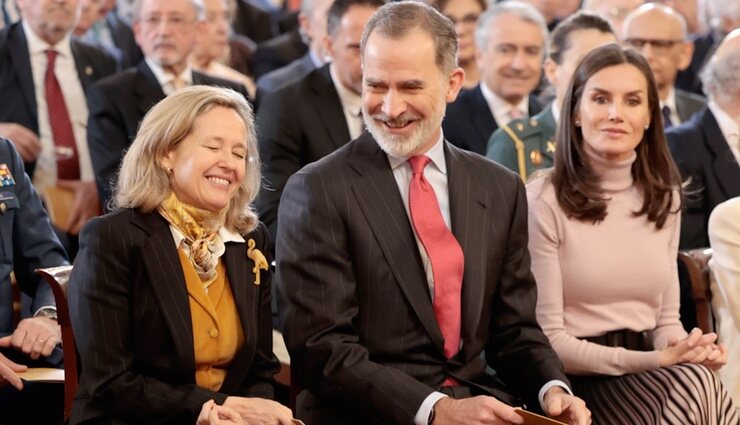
[585,146,636,192]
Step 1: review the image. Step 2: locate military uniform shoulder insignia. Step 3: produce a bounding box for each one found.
[529,118,538,127]
[545,140,556,153]
[0,164,15,187]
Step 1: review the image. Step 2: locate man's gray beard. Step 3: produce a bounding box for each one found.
[365,107,445,158]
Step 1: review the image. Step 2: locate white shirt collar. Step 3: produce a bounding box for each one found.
[708,100,740,143]
[386,131,447,175]
[479,81,529,124]
[329,63,362,117]
[145,56,193,89]
[661,86,677,115]
[22,20,73,58]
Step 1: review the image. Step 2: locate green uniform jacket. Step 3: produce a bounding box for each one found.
[486,103,556,181]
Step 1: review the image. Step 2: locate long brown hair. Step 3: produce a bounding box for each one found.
[552,43,682,229]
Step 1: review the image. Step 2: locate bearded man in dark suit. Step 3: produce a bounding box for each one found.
[276,3,591,425]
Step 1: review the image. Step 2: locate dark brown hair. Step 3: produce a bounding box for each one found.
[548,11,614,64]
[429,0,486,17]
[552,43,682,229]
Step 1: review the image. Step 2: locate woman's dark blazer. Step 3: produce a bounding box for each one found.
[68,208,278,424]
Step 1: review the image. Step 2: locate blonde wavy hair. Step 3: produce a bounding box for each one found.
[113,85,261,234]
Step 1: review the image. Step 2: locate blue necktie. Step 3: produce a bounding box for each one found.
[662,105,674,129]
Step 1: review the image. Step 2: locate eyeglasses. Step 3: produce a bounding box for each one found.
[140,14,194,30]
[623,38,684,52]
[445,13,479,27]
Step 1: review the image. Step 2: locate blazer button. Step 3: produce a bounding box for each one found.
[209,328,219,338]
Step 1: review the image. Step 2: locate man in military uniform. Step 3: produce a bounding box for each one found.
[486,12,616,180]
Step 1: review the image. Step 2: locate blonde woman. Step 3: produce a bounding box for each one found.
[69,86,292,425]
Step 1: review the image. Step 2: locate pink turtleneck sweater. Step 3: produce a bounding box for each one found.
[526,150,687,376]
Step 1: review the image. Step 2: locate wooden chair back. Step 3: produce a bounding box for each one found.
[35,265,76,422]
[677,248,715,333]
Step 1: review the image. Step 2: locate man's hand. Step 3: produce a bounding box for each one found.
[543,387,591,425]
[197,400,246,425]
[0,123,41,162]
[0,353,26,390]
[0,317,61,360]
[223,396,294,425]
[57,180,101,235]
[431,395,524,425]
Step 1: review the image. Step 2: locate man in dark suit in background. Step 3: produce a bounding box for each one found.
[254,0,334,106]
[0,0,116,255]
[256,0,382,246]
[442,1,546,156]
[622,4,706,128]
[87,0,248,209]
[277,3,591,425]
[668,29,740,250]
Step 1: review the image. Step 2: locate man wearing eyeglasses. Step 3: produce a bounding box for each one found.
[86,0,249,210]
[622,3,706,128]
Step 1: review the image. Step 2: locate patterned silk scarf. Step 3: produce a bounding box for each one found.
[158,193,227,288]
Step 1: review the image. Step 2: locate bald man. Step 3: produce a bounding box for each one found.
[667,29,740,250]
[622,3,706,128]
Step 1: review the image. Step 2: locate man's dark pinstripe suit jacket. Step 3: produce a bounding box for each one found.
[276,132,569,425]
[68,210,279,424]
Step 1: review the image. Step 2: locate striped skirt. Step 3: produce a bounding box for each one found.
[569,363,739,425]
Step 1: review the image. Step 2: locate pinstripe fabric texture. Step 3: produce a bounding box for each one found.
[68,209,279,424]
[569,363,739,424]
[276,133,569,425]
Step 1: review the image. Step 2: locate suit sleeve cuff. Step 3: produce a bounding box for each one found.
[414,392,447,425]
[538,380,572,412]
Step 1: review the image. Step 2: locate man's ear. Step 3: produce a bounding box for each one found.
[543,58,558,87]
[676,40,694,71]
[445,67,466,103]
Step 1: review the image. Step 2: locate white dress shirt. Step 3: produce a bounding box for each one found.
[385,133,570,424]
[330,64,363,140]
[479,81,530,127]
[708,101,740,164]
[145,57,193,95]
[23,21,94,193]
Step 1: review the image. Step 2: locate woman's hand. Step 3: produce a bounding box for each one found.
[223,396,294,425]
[197,400,246,425]
[660,328,727,369]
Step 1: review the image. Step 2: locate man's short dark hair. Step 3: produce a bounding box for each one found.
[327,0,386,37]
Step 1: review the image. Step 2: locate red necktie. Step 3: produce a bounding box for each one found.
[45,49,80,180]
[408,156,464,364]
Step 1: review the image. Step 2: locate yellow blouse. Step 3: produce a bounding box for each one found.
[178,249,244,391]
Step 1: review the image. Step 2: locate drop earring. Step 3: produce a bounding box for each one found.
[574,119,581,127]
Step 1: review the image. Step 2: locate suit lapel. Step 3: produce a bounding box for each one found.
[7,24,37,132]
[445,144,489,352]
[702,110,740,198]
[347,135,445,351]
[468,87,496,153]
[70,41,97,91]
[134,211,196,377]
[310,65,351,150]
[135,61,166,117]
[220,240,257,390]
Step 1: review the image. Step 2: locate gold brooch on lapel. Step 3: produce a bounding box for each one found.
[247,239,269,285]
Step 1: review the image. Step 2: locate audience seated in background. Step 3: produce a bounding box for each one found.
[526,44,738,424]
[675,0,740,95]
[256,0,382,248]
[429,0,485,90]
[0,137,69,424]
[621,3,706,129]
[487,11,615,179]
[277,3,591,424]
[0,0,117,258]
[77,0,144,69]
[667,29,740,250]
[581,0,643,38]
[653,0,706,36]
[254,0,333,107]
[708,196,740,412]
[442,1,546,155]
[87,0,248,210]
[69,86,293,425]
[192,0,257,98]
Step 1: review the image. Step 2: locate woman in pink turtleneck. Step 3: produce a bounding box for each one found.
[526,44,738,425]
